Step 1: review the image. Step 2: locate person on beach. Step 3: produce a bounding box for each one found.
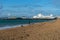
[21,25,23,27]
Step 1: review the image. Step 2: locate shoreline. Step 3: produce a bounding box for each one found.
[0,19,60,40]
[0,19,56,30]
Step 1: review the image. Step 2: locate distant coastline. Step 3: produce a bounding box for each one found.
[0,17,57,20]
[0,13,58,20]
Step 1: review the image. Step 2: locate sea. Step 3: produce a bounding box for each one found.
[0,19,54,30]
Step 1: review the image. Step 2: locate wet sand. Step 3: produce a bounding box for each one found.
[0,19,60,40]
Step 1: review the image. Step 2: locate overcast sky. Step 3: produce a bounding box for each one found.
[0,0,60,17]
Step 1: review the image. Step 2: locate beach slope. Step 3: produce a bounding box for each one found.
[0,19,60,40]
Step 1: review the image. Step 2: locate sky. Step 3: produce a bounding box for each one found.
[0,0,60,17]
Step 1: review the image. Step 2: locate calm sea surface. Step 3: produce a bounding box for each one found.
[0,19,53,27]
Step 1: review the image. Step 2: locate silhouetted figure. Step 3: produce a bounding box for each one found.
[21,25,23,27]
[29,20,30,24]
